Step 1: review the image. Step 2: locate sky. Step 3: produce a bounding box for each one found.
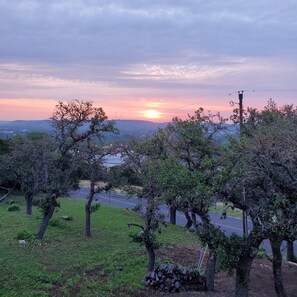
[0,0,297,122]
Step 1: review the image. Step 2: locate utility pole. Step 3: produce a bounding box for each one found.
[238,91,243,133]
[238,91,248,237]
[230,91,248,237]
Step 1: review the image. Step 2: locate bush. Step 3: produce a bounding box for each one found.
[16,229,34,241]
[61,215,73,221]
[49,219,67,229]
[8,205,20,212]
[32,196,45,207]
[257,247,266,258]
[90,203,100,213]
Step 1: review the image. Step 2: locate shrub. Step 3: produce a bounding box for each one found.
[61,215,73,221]
[91,203,100,213]
[49,219,67,229]
[32,196,45,207]
[257,247,267,258]
[16,229,34,241]
[8,205,20,212]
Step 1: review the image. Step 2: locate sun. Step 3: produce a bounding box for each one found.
[144,109,161,119]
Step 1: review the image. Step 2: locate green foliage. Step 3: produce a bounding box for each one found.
[8,205,20,212]
[32,195,46,207]
[16,229,35,241]
[257,247,267,258]
[228,100,297,242]
[0,139,10,155]
[39,195,60,216]
[109,165,141,187]
[90,202,100,213]
[49,219,68,229]
[196,223,244,274]
[129,231,161,250]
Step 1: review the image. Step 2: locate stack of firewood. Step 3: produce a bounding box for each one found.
[143,264,206,293]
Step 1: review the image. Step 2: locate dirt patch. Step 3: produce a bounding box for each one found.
[157,244,199,267]
[129,245,297,297]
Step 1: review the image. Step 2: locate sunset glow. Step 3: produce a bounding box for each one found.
[0,1,296,123]
[143,109,162,119]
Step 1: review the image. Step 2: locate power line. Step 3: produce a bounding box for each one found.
[228,88,297,96]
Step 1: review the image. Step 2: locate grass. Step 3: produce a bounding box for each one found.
[210,202,243,218]
[0,195,199,297]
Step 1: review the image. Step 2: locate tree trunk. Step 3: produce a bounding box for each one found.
[235,250,256,297]
[287,240,295,262]
[184,211,193,229]
[191,212,197,226]
[85,201,91,238]
[36,194,56,240]
[205,250,216,291]
[146,245,156,272]
[169,204,177,225]
[25,192,33,216]
[85,182,95,238]
[270,237,287,297]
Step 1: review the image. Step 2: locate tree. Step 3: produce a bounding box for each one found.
[80,140,112,238]
[36,100,116,240]
[119,140,166,272]
[158,109,226,290]
[0,138,13,202]
[222,100,297,297]
[121,109,226,289]
[0,133,56,215]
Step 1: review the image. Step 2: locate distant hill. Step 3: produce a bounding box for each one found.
[0,119,168,142]
[0,119,238,143]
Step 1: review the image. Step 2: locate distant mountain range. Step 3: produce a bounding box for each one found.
[0,120,168,142]
[0,119,238,144]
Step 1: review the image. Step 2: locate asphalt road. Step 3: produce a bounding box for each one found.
[69,187,296,255]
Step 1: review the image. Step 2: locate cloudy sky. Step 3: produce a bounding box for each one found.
[0,0,296,121]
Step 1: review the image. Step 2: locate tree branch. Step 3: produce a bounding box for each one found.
[128,223,144,231]
[0,188,13,203]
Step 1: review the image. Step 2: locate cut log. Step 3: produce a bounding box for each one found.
[143,264,206,292]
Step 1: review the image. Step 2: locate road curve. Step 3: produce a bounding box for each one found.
[69,187,296,255]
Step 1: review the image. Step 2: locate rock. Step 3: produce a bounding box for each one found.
[19,240,26,247]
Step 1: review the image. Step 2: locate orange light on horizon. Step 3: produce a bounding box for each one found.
[0,98,57,120]
[141,109,163,120]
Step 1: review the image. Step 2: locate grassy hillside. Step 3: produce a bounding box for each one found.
[0,196,199,297]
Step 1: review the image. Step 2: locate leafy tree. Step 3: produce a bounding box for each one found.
[222,100,297,297]
[119,140,166,272]
[0,138,13,201]
[0,139,10,155]
[36,100,116,240]
[158,109,226,290]
[80,140,113,238]
[0,133,56,214]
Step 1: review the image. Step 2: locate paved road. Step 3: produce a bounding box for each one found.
[69,187,296,255]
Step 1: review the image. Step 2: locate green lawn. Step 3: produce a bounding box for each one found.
[0,195,199,297]
[210,202,243,218]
